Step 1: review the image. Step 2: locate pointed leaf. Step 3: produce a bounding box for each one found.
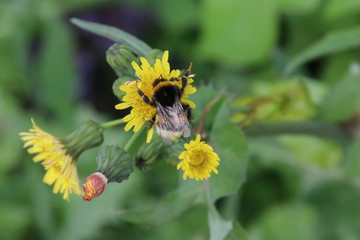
[318,71,360,122]
[119,181,203,226]
[208,205,233,240]
[71,18,152,56]
[209,102,249,201]
[285,26,360,75]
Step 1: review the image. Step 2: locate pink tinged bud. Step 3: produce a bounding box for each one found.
[83,172,108,201]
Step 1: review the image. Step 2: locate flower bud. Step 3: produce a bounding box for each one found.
[83,172,108,201]
[112,76,134,100]
[61,120,104,159]
[144,49,164,65]
[135,138,165,171]
[96,145,133,183]
[106,43,138,77]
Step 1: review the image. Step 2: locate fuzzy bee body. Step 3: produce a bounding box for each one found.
[136,64,194,143]
[152,82,191,143]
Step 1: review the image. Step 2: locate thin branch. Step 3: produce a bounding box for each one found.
[196,95,223,135]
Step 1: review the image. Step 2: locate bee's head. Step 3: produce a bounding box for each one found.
[154,85,181,107]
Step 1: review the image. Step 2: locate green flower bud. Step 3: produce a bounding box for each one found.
[61,120,103,158]
[112,76,134,100]
[163,138,188,166]
[135,138,166,171]
[144,49,164,65]
[96,145,133,183]
[106,43,138,77]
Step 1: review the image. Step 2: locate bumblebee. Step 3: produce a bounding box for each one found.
[136,64,194,143]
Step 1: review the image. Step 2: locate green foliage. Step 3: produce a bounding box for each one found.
[318,70,360,122]
[198,0,277,68]
[209,101,248,201]
[38,18,77,122]
[285,26,360,75]
[249,204,319,240]
[71,18,152,56]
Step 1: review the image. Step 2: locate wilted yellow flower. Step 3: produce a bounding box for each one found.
[177,134,220,180]
[115,50,196,143]
[20,119,82,201]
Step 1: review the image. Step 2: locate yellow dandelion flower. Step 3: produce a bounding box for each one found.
[20,119,82,201]
[115,50,197,143]
[177,134,220,180]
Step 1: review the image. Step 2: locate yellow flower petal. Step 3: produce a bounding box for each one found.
[19,119,82,201]
[115,103,131,110]
[146,126,154,143]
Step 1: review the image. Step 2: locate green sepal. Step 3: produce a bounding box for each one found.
[144,49,164,65]
[112,76,134,100]
[96,145,133,183]
[61,120,104,159]
[135,137,166,171]
[106,43,138,77]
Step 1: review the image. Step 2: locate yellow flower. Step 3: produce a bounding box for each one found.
[20,119,82,201]
[115,50,197,143]
[177,134,220,180]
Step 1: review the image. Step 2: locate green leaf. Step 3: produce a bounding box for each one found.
[38,17,77,122]
[285,26,360,75]
[225,221,249,240]
[123,127,147,157]
[198,0,277,68]
[306,180,360,240]
[208,205,233,240]
[321,0,360,23]
[279,135,342,170]
[343,138,360,178]
[249,204,318,240]
[318,71,360,122]
[209,102,248,201]
[119,181,203,226]
[0,89,28,176]
[0,204,30,240]
[279,0,321,14]
[58,173,143,240]
[71,18,152,56]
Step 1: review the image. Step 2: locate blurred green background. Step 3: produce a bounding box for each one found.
[2,0,360,239]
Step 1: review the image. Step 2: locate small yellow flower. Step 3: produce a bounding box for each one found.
[19,119,82,201]
[177,134,220,180]
[115,50,196,143]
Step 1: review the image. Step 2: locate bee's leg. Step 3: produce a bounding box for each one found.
[184,62,193,77]
[181,76,188,93]
[137,89,153,106]
[182,104,191,120]
[136,81,155,106]
[148,116,156,129]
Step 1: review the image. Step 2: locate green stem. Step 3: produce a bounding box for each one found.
[100,119,124,129]
[124,127,146,153]
[244,121,349,142]
[204,179,212,206]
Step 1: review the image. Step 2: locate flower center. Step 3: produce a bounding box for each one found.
[188,150,205,167]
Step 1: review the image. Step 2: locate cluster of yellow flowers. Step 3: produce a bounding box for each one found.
[20,51,220,201]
